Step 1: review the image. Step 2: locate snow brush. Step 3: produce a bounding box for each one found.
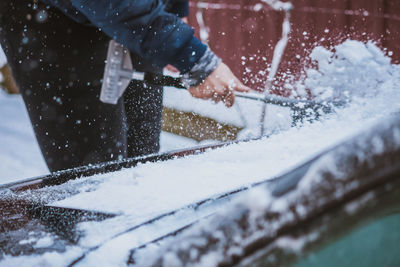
[101,40,341,118]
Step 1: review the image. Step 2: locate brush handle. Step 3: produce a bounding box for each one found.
[142,72,340,112]
[143,72,186,89]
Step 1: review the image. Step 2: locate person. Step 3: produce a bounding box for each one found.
[0,0,249,172]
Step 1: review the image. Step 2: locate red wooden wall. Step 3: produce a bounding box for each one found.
[188,0,400,95]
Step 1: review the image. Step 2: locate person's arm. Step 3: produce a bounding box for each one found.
[70,0,249,106]
[71,0,203,74]
[162,0,250,106]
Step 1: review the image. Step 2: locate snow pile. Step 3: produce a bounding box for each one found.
[295,40,397,101]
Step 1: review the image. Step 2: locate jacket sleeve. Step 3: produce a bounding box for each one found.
[70,0,205,73]
[165,0,189,17]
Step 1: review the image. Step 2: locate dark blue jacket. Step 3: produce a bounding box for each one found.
[40,0,206,73]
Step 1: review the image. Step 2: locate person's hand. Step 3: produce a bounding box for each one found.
[188,62,250,107]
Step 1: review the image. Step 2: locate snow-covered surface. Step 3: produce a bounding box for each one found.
[0,91,48,182]
[1,247,83,267]
[140,114,400,267]
[52,121,345,214]
[1,40,400,266]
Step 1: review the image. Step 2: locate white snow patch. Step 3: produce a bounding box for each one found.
[345,191,375,215]
[162,252,183,267]
[244,187,273,221]
[298,40,398,101]
[34,236,54,248]
[192,251,223,267]
[0,247,83,267]
[0,90,49,183]
[18,237,37,245]
[0,46,6,68]
[275,232,319,253]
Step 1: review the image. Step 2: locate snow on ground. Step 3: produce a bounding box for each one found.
[0,90,198,184]
[1,40,400,266]
[0,90,48,182]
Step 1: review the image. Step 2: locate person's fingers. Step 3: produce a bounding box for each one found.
[231,77,251,92]
[222,84,231,95]
[188,87,198,98]
[236,83,251,93]
[211,92,222,103]
[188,87,206,99]
[223,90,235,107]
[188,60,250,108]
[225,77,250,94]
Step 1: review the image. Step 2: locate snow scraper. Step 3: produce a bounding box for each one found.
[100,40,341,120]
